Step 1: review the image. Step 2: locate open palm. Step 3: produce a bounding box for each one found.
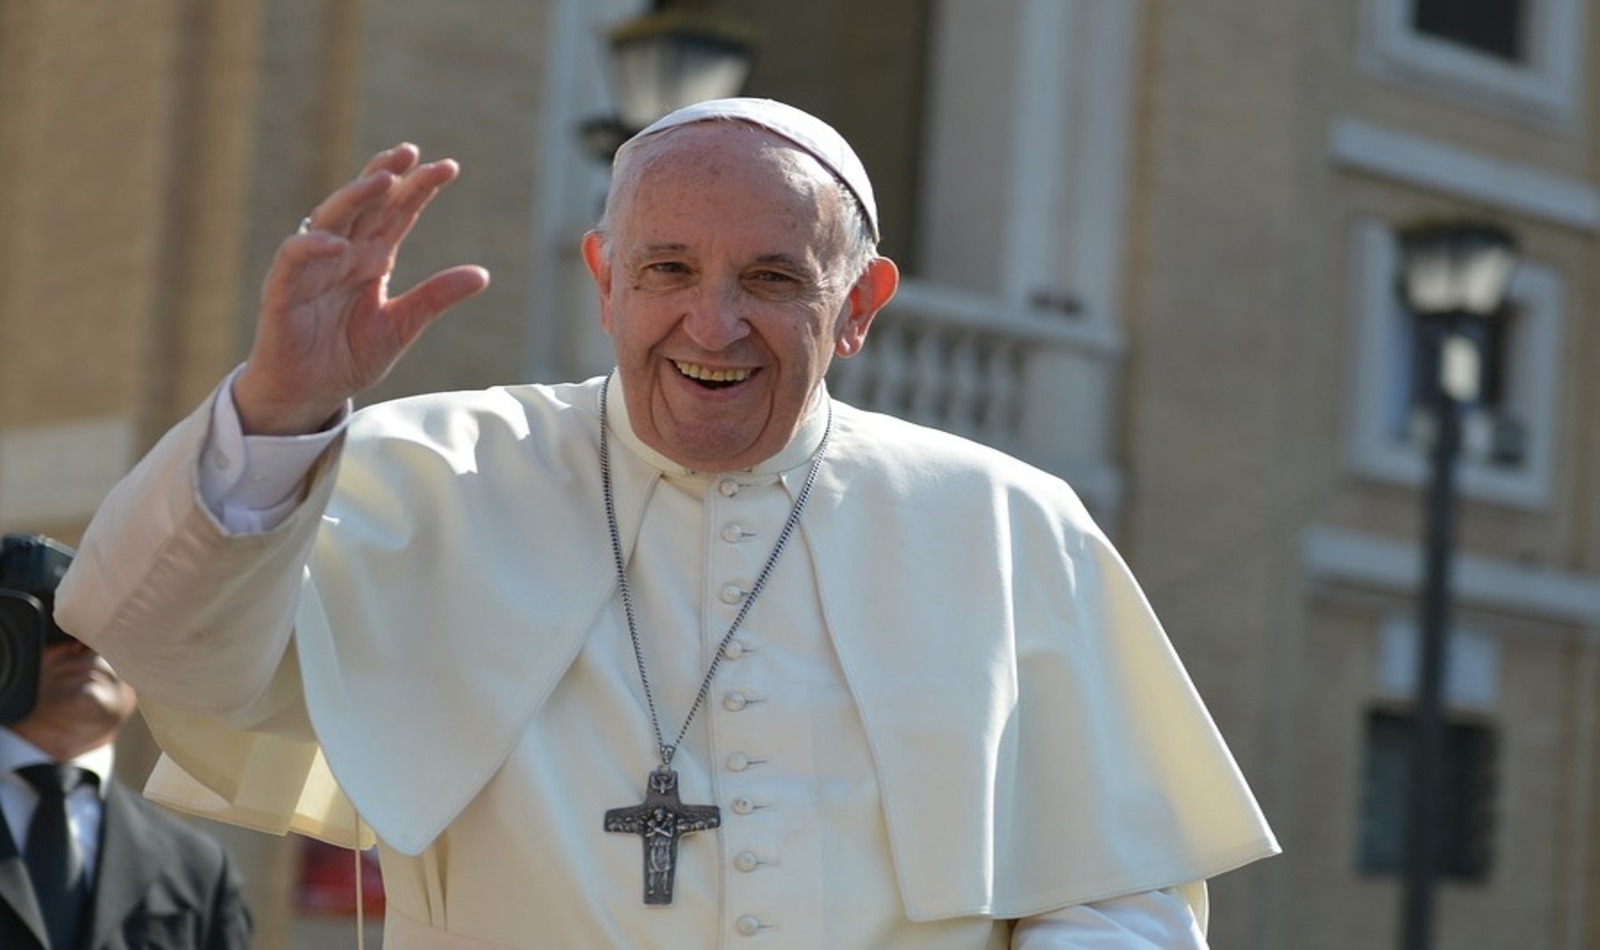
[235,144,490,435]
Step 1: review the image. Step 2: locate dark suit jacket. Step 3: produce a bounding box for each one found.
[0,781,252,949]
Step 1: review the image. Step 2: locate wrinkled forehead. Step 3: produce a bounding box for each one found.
[621,121,832,201]
[616,97,879,241]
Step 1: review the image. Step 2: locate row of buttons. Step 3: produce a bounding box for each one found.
[721,636,767,931]
[715,478,774,938]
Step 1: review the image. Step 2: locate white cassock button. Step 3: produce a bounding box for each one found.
[731,796,755,815]
[733,851,761,872]
[735,915,762,936]
[722,639,746,660]
[721,524,747,543]
[723,692,749,711]
[726,753,751,772]
[718,479,741,497]
[210,452,231,471]
[720,585,746,605]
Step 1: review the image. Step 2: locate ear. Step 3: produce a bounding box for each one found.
[834,257,899,358]
[581,230,615,334]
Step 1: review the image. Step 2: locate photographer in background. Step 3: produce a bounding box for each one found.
[0,535,251,950]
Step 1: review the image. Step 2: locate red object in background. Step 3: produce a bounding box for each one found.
[297,839,386,916]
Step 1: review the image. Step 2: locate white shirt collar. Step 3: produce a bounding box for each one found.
[0,727,115,794]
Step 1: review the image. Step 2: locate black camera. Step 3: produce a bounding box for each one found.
[0,534,76,724]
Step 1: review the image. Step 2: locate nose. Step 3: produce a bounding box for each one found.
[681,284,751,351]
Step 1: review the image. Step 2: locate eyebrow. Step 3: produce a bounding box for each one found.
[627,245,819,276]
[749,252,815,274]
[635,242,690,256]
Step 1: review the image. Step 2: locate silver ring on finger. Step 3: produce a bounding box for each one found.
[296,215,314,235]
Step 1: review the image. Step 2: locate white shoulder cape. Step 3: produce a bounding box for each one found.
[58,377,1277,921]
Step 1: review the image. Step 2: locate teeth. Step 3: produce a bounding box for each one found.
[675,361,752,383]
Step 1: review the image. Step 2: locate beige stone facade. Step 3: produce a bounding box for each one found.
[2,0,1595,947]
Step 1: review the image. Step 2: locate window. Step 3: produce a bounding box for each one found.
[1399,299,1526,466]
[1345,219,1564,508]
[1362,0,1587,126]
[1411,0,1526,63]
[1358,708,1497,880]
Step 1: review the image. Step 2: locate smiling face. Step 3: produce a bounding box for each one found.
[583,121,897,472]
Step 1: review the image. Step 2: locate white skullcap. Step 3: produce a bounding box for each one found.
[623,97,879,242]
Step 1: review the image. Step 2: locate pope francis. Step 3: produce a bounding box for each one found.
[56,98,1278,947]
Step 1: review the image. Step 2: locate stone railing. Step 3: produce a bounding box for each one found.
[828,278,1125,515]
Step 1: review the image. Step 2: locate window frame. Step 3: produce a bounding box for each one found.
[1361,0,1587,127]
[1344,218,1565,509]
[1356,705,1498,881]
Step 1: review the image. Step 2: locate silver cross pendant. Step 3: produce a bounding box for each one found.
[604,769,721,905]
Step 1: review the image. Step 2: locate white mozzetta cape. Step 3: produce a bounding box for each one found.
[58,377,1277,921]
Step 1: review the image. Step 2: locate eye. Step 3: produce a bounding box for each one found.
[749,264,813,288]
[632,260,694,290]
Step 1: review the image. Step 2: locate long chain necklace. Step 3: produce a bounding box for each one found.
[598,377,833,905]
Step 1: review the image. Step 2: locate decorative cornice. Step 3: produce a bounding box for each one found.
[1302,523,1600,629]
[1331,118,1600,233]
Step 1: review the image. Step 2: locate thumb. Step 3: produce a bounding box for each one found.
[384,265,492,344]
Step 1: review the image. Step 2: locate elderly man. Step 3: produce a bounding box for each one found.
[58,99,1277,947]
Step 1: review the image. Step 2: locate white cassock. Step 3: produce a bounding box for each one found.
[57,373,1279,947]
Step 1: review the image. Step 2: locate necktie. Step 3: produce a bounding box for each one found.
[17,764,92,950]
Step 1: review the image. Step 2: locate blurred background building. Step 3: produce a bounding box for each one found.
[0,0,1595,947]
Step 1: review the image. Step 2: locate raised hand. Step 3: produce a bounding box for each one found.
[232,143,491,435]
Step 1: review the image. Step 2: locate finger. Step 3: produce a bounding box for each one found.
[383,265,491,341]
[298,144,422,237]
[305,170,402,238]
[307,156,458,248]
[358,142,421,179]
[327,144,430,234]
[356,159,462,246]
[271,225,352,268]
[260,231,356,313]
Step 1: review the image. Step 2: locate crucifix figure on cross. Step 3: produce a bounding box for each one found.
[605,769,721,905]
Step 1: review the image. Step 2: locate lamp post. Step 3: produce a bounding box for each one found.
[580,1,759,163]
[1395,220,1519,950]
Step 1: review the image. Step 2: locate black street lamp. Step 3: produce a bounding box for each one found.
[1395,219,1519,950]
[580,3,759,163]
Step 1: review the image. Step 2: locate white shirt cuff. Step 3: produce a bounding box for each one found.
[199,365,349,533]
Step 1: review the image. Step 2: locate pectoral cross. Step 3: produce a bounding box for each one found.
[604,769,721,905]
